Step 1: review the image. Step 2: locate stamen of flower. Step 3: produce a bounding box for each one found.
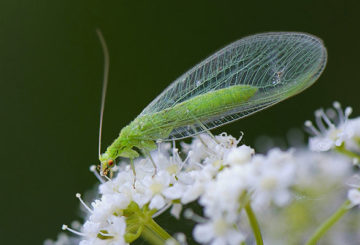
[304,120,321,136]
[192,161,205,169]
[188,150,193,158]
[76,193,93,214]
[172,147,182,164]
[325,108,337,121]
[179,152,191,170]
[236,131,244,145]
[333,101,341,108]
[62,224,85,236]
[184,209,207,223]
[345,107,353,120]
[318,108,335,128]
[153,203,172,218]
[89,165,105,183]
[315,109,328,133]
[333,101,344,122]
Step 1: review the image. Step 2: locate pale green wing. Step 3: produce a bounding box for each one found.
[138,32,327,140]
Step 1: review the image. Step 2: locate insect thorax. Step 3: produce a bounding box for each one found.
[102,124,156,161]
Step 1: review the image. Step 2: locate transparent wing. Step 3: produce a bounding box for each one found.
[138,32,327,140]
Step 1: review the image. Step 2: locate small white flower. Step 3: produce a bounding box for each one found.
[294,150,352,188]
[163,183,186,200]
[181,134,213,164]
[224,145,254,166]
[199,164,253,223]
[104,216,127,243]
[250,149,296,209]
[90,194,130,223]
[99,171,134,196]
[78,216,127,245]
[182,133,242,165]
[180,167,214,204]
[305,102,353,151]
[348,189,360,207]
[149,194,166,209]
[57,125,360,245]
[82,221,101,238]
[343,117,360,153]
[134,170,173,210]
[170,203,183,219]
[193,217,245,245]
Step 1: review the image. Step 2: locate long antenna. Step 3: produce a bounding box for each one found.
[96,29,110,159]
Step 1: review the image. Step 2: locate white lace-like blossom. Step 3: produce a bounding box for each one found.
[46,109,360,245]
[305,101,354,151]
[47,133,303,245]
[294,150,352,187]
[250,149,296,209]
[343,117,360,153]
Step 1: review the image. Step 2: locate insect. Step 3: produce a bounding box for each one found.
[97,31,327,176]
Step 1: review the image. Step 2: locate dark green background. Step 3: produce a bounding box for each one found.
[1,0,360,244]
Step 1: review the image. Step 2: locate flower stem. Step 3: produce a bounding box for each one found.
[245,202,263,245]
[335,144,360,162]
[305,200,351,245]
[124,202,178,245]
[142,217,178,245]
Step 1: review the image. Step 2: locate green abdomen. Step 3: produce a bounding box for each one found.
[128,84,258,140]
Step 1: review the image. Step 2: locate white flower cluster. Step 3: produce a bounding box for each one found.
[45,102,360,245]
[305,101,360,154]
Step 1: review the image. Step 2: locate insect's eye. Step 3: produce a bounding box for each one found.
[108,159,114,167]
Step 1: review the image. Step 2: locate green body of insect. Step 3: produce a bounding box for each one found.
[100,85,257,166]
[99,32,327,174]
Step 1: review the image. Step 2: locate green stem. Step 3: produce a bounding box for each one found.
[141,217,178,245]
[124,202,178,245]
[141,225,167,245]
[245,202,263,245]
[305,200,351,245]
[335,144,360,162]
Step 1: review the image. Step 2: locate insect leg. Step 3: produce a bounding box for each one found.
[190,125,217,155]
[186,109,219,144]
[196,120,220,144]
[143,151,158,176]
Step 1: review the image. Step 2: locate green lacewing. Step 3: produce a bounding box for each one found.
[99,32,327,175]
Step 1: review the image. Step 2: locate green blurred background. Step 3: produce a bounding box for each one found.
[1,0,360,244]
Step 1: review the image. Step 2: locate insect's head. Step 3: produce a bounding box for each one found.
[99,153,115,176]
